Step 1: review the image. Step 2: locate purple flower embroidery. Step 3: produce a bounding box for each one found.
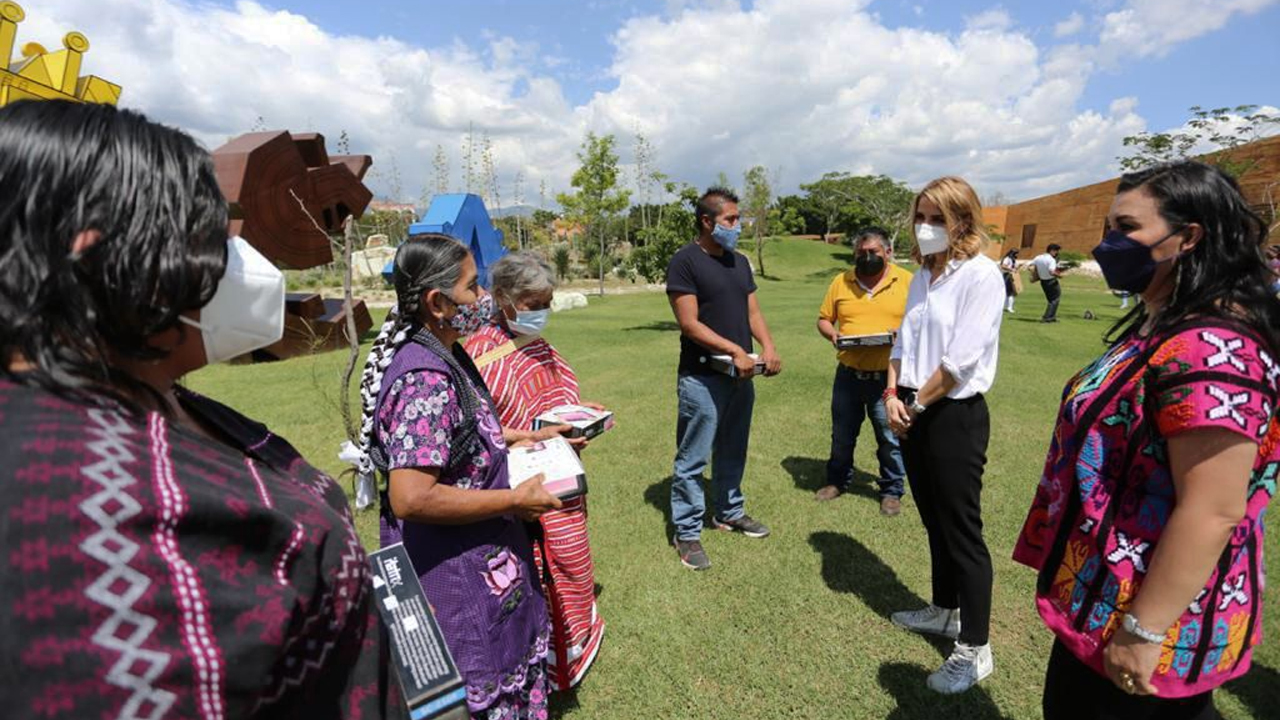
[483,547,522,597]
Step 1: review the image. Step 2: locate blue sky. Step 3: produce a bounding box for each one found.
[228,0,1280,133]
[31,0,1280,202]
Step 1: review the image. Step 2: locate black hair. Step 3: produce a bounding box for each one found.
[392,232,470,321]
[695,187,739,231]
[1105,160,1280,349]
[0,100,229,411]
[853,226,891,250]
[1046,243,1062,253]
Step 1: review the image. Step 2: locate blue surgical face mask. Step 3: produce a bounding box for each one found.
[509,308,551,336]
[1092,227,1184,294]
[711,222,741,251]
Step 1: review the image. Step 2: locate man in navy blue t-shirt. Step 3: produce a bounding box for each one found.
[664,187,782,570]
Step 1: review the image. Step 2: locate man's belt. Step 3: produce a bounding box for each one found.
[841,367,888,381]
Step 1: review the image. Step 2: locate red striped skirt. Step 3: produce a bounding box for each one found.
[531,496,605,691]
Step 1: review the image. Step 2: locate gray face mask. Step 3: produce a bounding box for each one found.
[180,237,285,364]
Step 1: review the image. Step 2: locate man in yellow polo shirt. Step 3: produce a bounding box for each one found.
[814,227,912,515]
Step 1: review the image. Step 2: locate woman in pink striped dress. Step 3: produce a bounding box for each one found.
[463,251,606,692]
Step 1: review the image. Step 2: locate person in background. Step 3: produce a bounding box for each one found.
[1014,161,1280,720]
[354,234,566,719]
[463,251,607,692]
[1118,291,1132,310]
[665,187,782,571]
[884,176,1005,694]
[813,227,912,515]
[999,248,1019,313]
[1034,243,1065,322]
[0,101,396,718]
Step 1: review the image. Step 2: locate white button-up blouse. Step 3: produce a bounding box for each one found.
[890,253,1005,398]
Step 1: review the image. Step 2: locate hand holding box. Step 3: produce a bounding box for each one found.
[507,436,588,501]
[532,404,615,439]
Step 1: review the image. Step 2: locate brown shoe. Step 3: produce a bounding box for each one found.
[814,485,843,502]
[880,496,902,516]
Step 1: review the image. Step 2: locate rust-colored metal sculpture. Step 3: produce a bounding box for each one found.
[212,131,376,360]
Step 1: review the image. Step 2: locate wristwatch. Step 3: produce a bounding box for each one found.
[1122,613,1167,644]
[909,399,927,415]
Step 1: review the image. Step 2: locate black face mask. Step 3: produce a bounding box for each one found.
[855,252,886,277]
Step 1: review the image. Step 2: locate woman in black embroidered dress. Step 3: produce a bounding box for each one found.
[0,101,397,718]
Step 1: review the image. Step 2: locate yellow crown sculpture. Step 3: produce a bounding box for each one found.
[0,1,121,107]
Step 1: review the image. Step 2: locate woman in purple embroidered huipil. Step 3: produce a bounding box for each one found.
[353,233,566,719]
[0,102,394,717]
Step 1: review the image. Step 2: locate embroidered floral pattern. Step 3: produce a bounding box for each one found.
[376,370,501,489]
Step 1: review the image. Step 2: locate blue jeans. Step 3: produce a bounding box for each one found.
[671,373,755,541]
[825,365,906,498]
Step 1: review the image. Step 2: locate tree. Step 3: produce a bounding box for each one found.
[557,132,631,296]
[714,171,736,194]
[799,172,914,249]
[433,144,450,195]
[982,190,1011,208]
[800,172,853,242]
[512,170,525,249]
[1119,105,1280,177]
[461,122,478,194]
[742,165,773,276]
[481,131,501,212]
[846,175,915,251]
[551,244,572,281]
[630,184,699,283]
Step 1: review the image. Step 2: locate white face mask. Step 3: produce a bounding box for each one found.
[914,222,950,256]
[180,236,286,364]
[508,308,551,336]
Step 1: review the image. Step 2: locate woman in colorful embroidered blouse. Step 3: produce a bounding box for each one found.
[0,102,394,718]
[463,251,607,692]
[1014,161,1280,720]
[353,234,566,720]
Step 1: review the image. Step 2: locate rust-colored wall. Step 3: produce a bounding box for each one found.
[987,134,1280,256]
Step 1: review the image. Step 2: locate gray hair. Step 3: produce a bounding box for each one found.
[489,250,557,303]
[853,226,892,253]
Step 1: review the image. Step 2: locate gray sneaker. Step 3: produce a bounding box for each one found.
[675,539,710,570]
[712,514,770,538]
[891,604,961,639]
[927,641,994,694]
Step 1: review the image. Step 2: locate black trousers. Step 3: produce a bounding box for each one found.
[1041,277,1062,320]
[899,393,993,645]
[1044,640,1219,720]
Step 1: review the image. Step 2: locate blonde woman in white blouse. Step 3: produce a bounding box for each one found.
[883,176,1006,695]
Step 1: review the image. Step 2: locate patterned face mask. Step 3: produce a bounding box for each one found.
[446,292,495,336]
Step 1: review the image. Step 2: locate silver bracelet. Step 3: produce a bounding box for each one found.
[1122,613,1167,644]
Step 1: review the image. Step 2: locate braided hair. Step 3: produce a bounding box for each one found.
[352,233,471,494]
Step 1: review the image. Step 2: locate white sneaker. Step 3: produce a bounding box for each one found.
[927,642,994,694]
[890,604,960,639]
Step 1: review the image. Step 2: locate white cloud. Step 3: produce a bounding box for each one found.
[1053,11,1085,37]
[19,0,1268,205]
[1099,0,1279,59]
[965,8,1014,32]
[23,0,583,202]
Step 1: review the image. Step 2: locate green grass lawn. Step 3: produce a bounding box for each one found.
[186,238,1278,720]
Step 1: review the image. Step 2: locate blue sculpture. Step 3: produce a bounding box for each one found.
[382,193,507,287]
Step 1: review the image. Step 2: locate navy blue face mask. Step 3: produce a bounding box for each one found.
[1091,227,1185,294]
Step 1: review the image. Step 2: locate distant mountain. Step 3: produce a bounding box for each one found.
[490,204,539,219]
